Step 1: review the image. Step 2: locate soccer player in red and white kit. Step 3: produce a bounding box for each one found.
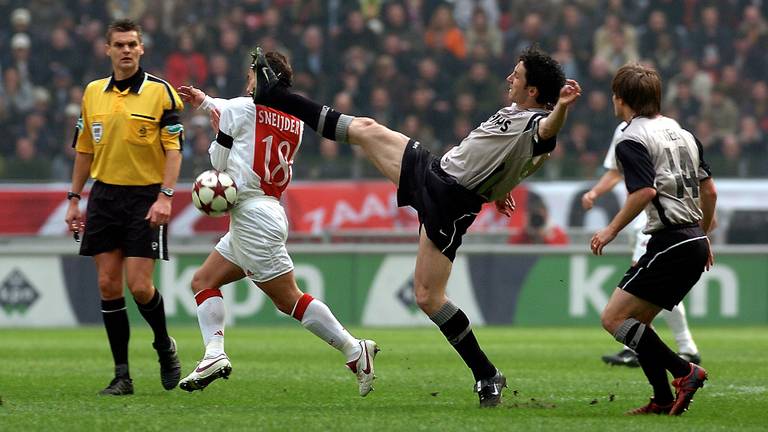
[176,51,378,396]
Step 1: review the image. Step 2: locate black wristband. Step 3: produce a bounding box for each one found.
[67,191,81,201]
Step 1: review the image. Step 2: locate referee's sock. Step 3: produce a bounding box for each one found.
[614,318,690,404]
[101,297,131,378]
[265,84,354,143]
[430,301,497,382]
[136,289,170,349]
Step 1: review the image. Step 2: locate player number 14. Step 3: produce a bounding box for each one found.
[664,146,699,199]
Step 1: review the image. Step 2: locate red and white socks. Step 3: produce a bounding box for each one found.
[291,293,361,362]
[194,288,226,358]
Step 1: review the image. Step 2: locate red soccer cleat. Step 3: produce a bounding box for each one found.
[670,363,708,415]
[625,398,673,415]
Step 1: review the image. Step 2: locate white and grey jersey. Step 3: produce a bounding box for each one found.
[616,115,712,233]
[440,103,554,202]
[602,122,627,171]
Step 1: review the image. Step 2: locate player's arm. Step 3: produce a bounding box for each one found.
[591,140,656,255]
[582,169,623,210]
[699,178,717,234]
[537,79,582,140]
[209,105,239,171]
[177,85,231,111]
[694,137,717,234]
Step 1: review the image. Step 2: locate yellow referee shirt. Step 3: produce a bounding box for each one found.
[74,68,184,186]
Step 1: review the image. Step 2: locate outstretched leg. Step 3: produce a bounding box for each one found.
[413,230,504,407]
[252,51,409,185]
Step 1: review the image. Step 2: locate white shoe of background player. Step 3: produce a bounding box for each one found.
[179,352,232,392]
[346,339,380,397]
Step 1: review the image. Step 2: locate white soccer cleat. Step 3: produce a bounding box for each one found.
[179,353,232,392]
[346,339,379,397]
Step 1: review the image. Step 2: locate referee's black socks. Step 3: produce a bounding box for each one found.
[430,301,497,382]
[136,289,171,349]
[101,297,130,378]
[264,84,354,143]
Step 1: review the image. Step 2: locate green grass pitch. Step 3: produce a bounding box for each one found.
[1,326,766,431]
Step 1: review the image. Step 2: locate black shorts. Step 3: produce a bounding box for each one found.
[396,140,485,261]
[618,224,709,310]
[80,181,169,260]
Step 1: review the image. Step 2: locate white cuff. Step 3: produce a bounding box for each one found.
[199,96,215,112]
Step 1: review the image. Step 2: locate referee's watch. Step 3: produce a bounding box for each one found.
[67,191,81,201]
[159,187,175,198]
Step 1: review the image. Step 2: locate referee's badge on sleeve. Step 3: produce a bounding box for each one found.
[91,122,103,143]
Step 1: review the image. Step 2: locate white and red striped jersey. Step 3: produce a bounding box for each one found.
[206,97,304,204]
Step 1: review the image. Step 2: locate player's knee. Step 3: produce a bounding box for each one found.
[190,270,210,294]
[128,281,154,303]
[600,310,620,334]
[413,284,439,315]
[98,274,123,298]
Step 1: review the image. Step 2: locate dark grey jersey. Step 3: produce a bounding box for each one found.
[440,104,553,202]
[617,116,712,233]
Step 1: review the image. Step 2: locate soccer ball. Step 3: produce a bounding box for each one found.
[192,170,238,217]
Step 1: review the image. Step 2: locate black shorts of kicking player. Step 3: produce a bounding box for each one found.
[618,223,709,310]
[80,181,169,260]
[396,139,485,262]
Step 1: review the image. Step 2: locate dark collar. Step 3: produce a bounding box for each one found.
[105,68,145,93]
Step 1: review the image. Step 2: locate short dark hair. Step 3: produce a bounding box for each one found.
[518,47,565,107]
[107,19,142,44]
[611,63,661,117]
[266,51,293,86]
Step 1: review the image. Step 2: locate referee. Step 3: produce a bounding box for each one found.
[65,19,183,396]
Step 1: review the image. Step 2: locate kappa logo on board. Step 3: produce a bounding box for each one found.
[0,268,40,314]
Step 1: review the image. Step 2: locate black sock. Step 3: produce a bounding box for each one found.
[101,298,130,378]
[266,85,353,142]
[637,352,674,404]
[616,318,690,403]
[135,289,170,348]
[431,302,496,381]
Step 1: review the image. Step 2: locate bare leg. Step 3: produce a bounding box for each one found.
[414,230,497,382]
[347,117,410,186]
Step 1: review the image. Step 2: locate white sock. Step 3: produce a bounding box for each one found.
[661,303,698,354]
[195,288,226,358]
[292,294,360,362]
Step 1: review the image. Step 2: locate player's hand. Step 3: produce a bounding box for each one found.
[177,85,206,108]
[590,227,617,255]
[146,196,172,228]
[581,190,597,210]
[704,237,715,271]
[210,107,221,131]
[65,201,84,237]
[559,79,582,106]
[495,192,516,217]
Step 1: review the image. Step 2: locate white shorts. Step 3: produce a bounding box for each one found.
[630,212,650,263]
[215,197,294,283]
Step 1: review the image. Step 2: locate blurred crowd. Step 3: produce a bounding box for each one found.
[0,0,766,182]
